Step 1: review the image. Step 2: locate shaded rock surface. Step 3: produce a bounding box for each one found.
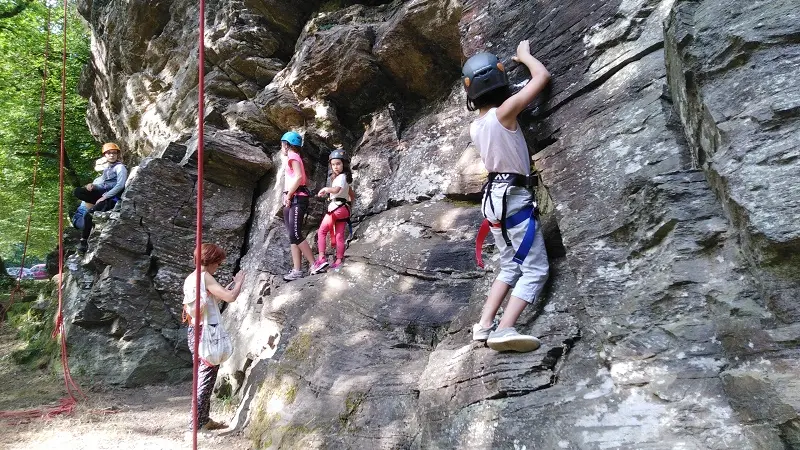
[69,0,799,448]
[62,133,270,386]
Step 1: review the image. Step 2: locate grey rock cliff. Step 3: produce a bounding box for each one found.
[69,0,799,447]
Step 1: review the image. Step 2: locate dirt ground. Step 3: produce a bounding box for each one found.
[0,325,251,450]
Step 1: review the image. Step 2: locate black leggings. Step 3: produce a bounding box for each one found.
[73,186,104,204]
[283,195,309,245]
[187,325,219,429]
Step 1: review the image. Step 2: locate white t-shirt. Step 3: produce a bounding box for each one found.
[469,108,530,175]
[327,174,350,212]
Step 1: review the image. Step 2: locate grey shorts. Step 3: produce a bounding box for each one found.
[481,185,549,303]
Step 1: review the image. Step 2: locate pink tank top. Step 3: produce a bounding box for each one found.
[284,151,308,193]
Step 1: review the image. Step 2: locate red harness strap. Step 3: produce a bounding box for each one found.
[475,219,498,268]
[327,203,350,245]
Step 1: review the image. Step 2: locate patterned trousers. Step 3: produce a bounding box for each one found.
[187,325,219,429]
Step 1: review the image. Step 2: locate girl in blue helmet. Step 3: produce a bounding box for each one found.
[280,131,316,282]
[465,40,551,352]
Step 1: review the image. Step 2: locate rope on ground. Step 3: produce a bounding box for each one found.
[191,0,207,446]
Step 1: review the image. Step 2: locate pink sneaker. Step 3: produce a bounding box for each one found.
[330,260,343,271]
[310,258,329,274]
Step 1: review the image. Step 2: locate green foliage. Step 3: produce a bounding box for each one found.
[0,0,97,260]
[247,375,301,449]
[5,281,58,369]
[339,391,365,431]
[284,331,313,361]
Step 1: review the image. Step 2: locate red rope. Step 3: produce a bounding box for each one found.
[191,0,206,446]
[0,5,51,326]
[0,397,77,424]
[0,2,84,423]
[56,0,85,404]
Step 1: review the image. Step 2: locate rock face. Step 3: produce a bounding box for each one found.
[665,0,800,323]
[70,0,799,447]
[62,133,271,385]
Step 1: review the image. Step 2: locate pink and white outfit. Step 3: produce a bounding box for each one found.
[317,173,350,261]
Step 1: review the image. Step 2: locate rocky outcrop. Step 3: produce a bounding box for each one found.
[664,0,800,323]
[70,0,799,447]
[62,132,271,385]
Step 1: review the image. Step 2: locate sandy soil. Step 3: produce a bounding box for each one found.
[0,326,251,450]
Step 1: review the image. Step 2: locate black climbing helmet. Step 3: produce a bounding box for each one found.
[461,52,509,100]
[329,149,348,162]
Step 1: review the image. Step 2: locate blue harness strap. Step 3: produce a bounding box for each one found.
[506,206,536,264]
[475,205,537,267]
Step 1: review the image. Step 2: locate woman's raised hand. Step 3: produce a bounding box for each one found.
[233,271,244,285]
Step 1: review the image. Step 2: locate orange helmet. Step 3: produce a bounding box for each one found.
[102,142,121,155]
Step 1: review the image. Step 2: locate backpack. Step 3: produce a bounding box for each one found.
[71,204,88,230]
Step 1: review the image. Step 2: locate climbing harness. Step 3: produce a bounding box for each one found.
[283,185,311,204]
[475,172,539,268]
[327,199,353,243]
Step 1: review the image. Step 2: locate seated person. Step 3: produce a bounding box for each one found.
[73,142,128,253]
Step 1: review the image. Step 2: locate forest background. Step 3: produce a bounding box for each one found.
[0,0,95,265]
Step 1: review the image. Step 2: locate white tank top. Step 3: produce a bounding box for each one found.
[327,173,350,212]
[469,108,530,175]
[182,271,221,326]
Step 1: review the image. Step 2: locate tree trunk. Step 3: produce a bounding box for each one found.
[0,255,12,283]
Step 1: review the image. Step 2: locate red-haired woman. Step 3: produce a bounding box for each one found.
[182,243,244,431]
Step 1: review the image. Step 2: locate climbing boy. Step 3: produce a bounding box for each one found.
[465,40,550,352]
[73,142,128,253]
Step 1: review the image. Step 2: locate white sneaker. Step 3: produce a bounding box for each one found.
[486,327,540,352]
[472,323,493,341]
[282,269,304,282]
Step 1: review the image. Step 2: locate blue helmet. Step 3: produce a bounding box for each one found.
[281,131,303,147]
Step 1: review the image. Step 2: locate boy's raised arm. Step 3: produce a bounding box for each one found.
[496,40,550,129]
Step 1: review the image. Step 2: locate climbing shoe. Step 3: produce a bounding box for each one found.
[310,258,329,275]
[486,327,540,352]
[201,418,227,431]
[472,323,494,341]
[282,269,304,282]
[77,239,88,254]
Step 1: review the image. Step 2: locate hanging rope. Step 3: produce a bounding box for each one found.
[0,4,51,327]
[55,0,85,406]
[0,0,84,423]
[191,0,206,446]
